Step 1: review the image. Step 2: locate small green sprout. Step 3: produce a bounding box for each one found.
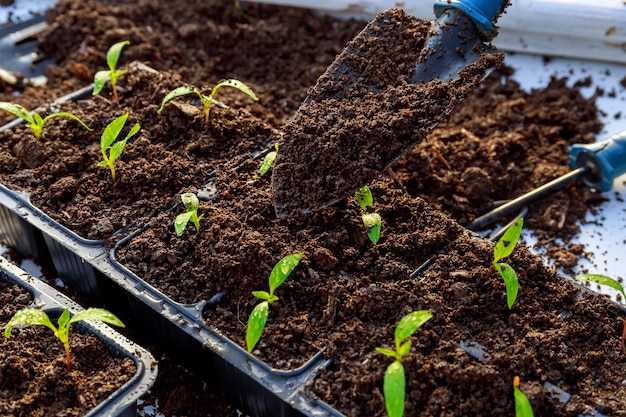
[375,310,432,417]
[355,185,382,244]
[573,273,625,349]
[4,307,124,371]
[93,40,130,104]
[513,376,534,417]
[97,113,141,182]
[256,144,278,177]
[234,0,254,23]
[489,217,524,309]
[157,79,259,127]
[0,102,92,140]
[246,253,303,353]
[175,192,204,236]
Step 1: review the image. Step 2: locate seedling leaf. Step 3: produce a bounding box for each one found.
[514,376,534,417]
[496,262,519,309]
[268,253,303,295]
[106,40,130,71]
[157,86,198,114]
[42,112,93,135]
[573,274,625,298]
[175,211,194,236]
[258,144,279,176]
[375,347,397,358]
[70,308,125,327]
[494,217,523,262]
[246,301,269,352]
[211,79,259,102]
[396,340,412,358]
[383,361,405,417]
[0,102,34,123]
[355,186,374,210]
[101,113,129,151]
[363,212,382,244]
[4,308,56,338]
[394,310,433,351]
[252,290,271,300]
[93,70,111,95]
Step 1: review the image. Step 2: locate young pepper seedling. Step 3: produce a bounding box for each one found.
[97,112,141,182]
[175,192,204,236]
[255,143,279,178]
[93,40,130,104]
[574,273,626,349]
[157,79,258,128]
[375,310,432,417]
[355,185,382,244]
[0,102,92,140]
[5,307,124,371]
[488,217,524,309]
[246,253,303,353]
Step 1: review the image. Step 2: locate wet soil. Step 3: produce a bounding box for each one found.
[0,0,623,416]
[0,277,136,417]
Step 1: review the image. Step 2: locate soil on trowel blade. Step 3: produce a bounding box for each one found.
[272,8,504,218]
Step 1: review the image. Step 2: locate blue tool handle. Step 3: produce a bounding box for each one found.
[434,0,505,34]
[569,129,626,192]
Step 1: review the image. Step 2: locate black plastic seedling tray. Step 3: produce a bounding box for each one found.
[0,255,157,417]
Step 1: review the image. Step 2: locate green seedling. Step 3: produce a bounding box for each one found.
[488,217,524,309]
[355,186,382,244]
[513,376,534,417]
[157,79,259,127]
[375,310,432,417]
[256,144,279,177]
[93,40,130,104]
[234,0,254,23]
[4,307,124,371]
[0,102,92,140]
[175,192,204,236]
[246,253,303,353]
[573,273,626,349]
[97,112,141,182]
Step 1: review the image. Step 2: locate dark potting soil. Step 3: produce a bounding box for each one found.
[0,0,622,416]
[0,278,136,417]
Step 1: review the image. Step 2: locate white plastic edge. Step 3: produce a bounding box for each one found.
[246,0,626,64]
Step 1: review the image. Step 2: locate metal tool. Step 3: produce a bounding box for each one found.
[466,129,626,231]
[410,129,626,278]
[271,0,507,218]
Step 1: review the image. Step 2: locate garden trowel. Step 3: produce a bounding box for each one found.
[272,0,508,218]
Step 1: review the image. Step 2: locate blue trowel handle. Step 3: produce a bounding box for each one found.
[570,129,626,192]
[434,0,506,35]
